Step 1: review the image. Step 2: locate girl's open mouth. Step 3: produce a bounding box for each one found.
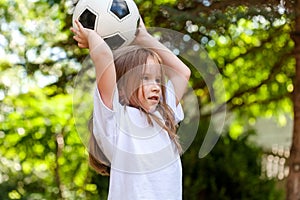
[148,96,159,101]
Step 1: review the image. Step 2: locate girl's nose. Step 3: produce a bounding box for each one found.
[151,84,161,92]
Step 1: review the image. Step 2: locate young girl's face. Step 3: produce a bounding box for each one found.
[137,56,162,113]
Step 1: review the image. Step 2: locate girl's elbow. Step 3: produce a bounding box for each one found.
[184,67,191,81]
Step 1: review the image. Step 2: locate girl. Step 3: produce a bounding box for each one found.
[71,18,191,199]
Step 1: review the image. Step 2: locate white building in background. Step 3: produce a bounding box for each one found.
[250,116,293,180]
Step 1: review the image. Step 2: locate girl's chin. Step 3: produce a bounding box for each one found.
[147,105,158,113]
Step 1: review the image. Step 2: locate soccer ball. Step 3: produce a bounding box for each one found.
[72,0,140,50]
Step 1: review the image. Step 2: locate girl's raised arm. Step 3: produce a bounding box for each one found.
[71,20,116,109]
[133,19,191,105]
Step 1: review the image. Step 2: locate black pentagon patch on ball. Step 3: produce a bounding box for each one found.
[110,0,130,20]
[104,34,126,50]
[79,8,96,30]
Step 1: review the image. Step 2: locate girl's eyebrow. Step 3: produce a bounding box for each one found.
[143,72,151,75]
[142,72,157,76]
[142,73,162,78]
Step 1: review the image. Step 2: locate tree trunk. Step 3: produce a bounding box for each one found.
[286,0,300,199]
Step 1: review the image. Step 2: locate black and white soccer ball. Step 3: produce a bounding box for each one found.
[72,0,140,50]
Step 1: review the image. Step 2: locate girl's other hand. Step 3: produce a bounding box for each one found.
[133,17,153,45]
[71,19,93,48]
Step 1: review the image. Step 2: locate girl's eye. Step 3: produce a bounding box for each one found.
[142,76,149,81]
[155,78,161,83]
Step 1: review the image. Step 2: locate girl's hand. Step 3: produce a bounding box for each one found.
[71,19,93,48]
[133,17,153,45]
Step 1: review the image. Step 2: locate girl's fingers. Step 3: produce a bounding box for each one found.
[70,20,82,35]
[71,19,90,48]
[70,27,76,35]
[138,17,146,29]
[74,35,86,45]
[71,27,81,40]
[75,19,84,31]
[73,35,80,42]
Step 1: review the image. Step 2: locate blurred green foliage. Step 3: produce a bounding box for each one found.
[183,121,284,199]
[0,0,295,199]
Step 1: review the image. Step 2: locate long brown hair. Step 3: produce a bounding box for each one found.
[88,117,110,176]
[89,45,182,175]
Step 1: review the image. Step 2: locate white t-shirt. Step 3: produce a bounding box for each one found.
[93,81,184,200]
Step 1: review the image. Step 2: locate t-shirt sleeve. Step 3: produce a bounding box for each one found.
[92,86,119,163]
[165,81,184,123]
